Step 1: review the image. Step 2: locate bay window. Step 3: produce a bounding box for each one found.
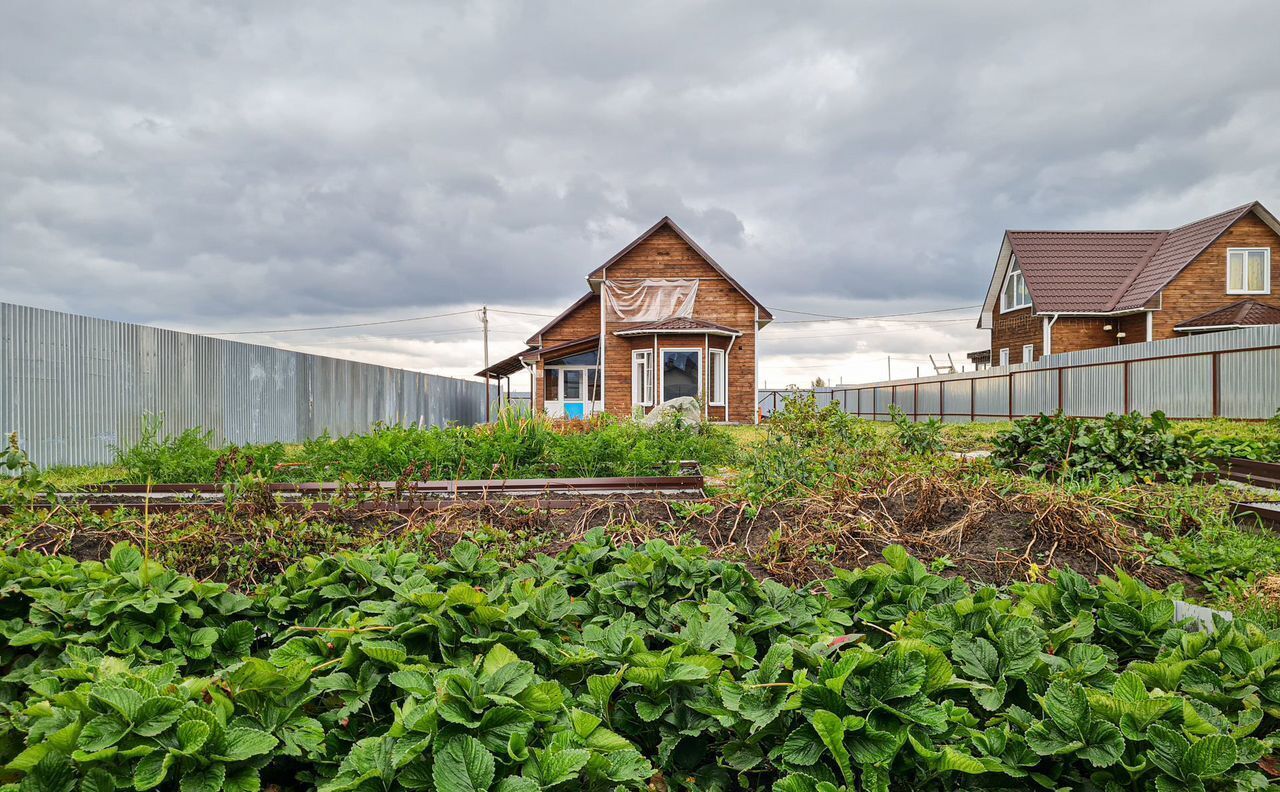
[661,349,700,402]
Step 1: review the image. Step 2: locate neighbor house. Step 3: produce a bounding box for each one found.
[978,201,1280,366]
[477,217,771,423]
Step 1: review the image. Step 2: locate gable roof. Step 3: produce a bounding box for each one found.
[1173,299,1280,331]
[984,201,1279,320]
[1007,230,1165,313]
[586,216,773,322]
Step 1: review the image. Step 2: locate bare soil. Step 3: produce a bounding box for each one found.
[7,471,1197,594]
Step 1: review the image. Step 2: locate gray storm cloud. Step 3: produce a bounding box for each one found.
[3,1,1279,383]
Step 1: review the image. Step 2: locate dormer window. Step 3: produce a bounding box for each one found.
[1001,256,1032,312]
[1227,248,1270,295]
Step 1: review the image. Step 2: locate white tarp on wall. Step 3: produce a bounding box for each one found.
[603,279,698,322]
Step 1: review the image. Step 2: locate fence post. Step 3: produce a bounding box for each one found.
[1057,367,1064,414]
[1123,361,1131,414]
[1007,373,1014,420]
[1211,353,1221,417]
[939,381,946,421]
[913,382,919,422]
[970,378,976,423]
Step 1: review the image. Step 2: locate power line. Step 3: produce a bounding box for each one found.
[488,308,557,318]
[766,318,976,342]
[213,308,477,335]
[770,303,982,324]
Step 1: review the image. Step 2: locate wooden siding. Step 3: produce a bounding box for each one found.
[600,227,757,423]
[1150,213,1280,338]
[990,307,1040,363]
[531,225,758,423]
[541,294,600,345]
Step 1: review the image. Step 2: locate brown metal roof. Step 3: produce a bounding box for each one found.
[475,349,533,379]
[586,217,774,322]
[1174,300,1280,331]
[1007,230,1164,313]
[1113,203,1258,310]
[613,317,743,336]
[518,334,599,362]
[1002,202,1269,314]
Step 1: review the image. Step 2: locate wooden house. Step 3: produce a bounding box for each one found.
[478,217,771,423]
[979,201,1280,365]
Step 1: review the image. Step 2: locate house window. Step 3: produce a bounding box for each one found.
[708,349,726,406]
[661,349,700,402]
[631,350,653,406]
[544,369,559,401]
[1227,248,1270,294]
[1022,344,1034,363]
[998,348,1009,367]
[1001,256,1032,312]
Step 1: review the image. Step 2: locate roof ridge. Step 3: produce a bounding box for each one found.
[1008,229,1165,235]
[1105,231,1169,311]
[1167,201,1257,233]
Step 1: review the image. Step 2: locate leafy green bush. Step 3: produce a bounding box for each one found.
[992,411,1208,484]
[887,405,944,455]
[112,415,286,484]
[3,538,1275,792]
[740,393,876,501]
[112,411,735,484]
[1188,434,1280,463]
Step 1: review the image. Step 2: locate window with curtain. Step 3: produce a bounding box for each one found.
[708,349,726,406]
[1228,248,1271,294]
[662,350,700,402]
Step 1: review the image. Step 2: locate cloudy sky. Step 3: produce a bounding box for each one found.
[3,1,1279,387]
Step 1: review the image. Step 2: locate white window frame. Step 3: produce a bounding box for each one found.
[1001,256,1033,312]
[998,348,1010,367]
[631,350,653,406]
[1227,248,1271,295]
[659,348,702,403]
[1022,344,1034,363]
[708,348,727,406]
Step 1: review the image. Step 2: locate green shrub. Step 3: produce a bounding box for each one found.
[888,405,944,455]
[992,411,1208,484]
[0,539,1276,791]
[740,393,876,501]
[112,415,286,484]
[112,411,735,484]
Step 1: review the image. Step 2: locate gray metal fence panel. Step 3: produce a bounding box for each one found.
[974,376,1009,419]
[1063,364,1123,417]
[942,379,972,422]
[1013,369,1057,416]
[1220,348,1280,419]
[760,326,1278,424]
[1130,356,1213,418]
[917,382,942,417]
[1,302,494,467]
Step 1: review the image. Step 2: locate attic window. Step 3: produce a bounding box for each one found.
[1001,256,1032,312]
[1227,248,1270,295]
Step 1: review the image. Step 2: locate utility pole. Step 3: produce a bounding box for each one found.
[481,306,490,421]
[481,305,489,372]
[886,356,891,380]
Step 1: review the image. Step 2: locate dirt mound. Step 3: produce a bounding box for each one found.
[8,468,1194,593]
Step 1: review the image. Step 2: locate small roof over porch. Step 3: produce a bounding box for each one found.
[613,317,742,337]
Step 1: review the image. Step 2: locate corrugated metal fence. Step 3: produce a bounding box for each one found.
[759,325,1280,422]
[1,303,496,467]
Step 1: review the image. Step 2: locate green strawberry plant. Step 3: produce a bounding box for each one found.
[2,537,1278,791]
